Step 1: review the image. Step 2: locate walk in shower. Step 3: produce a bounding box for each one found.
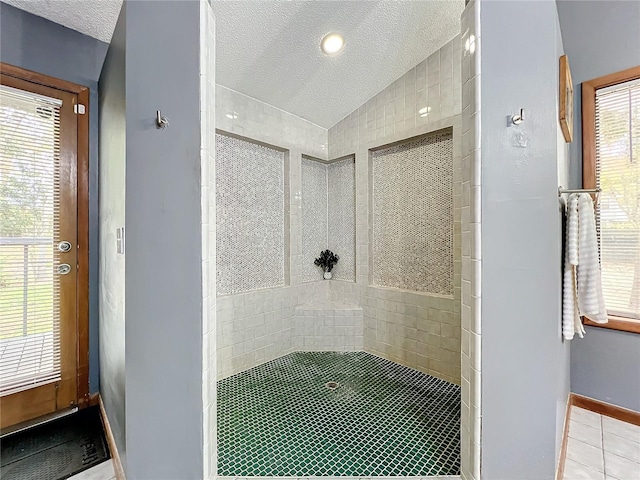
[211,5,465,477]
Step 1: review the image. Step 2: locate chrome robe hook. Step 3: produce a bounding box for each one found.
[156,110,169,129]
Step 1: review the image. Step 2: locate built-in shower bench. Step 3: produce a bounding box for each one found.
[292,300,364,351]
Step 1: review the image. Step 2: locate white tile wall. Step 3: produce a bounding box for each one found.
[216,85,327,160]
[460,1,481,479]
[199,1,216,477]
[216,282,331,379]
[328,36,462,161]
[328,282,460,385]
[293,300,364,351]
[214,85,327,290]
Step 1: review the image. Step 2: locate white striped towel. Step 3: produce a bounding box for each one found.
[562,194,583,340]
[576,193,608,324]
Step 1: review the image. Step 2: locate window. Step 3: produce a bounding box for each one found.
[582,66,640,333]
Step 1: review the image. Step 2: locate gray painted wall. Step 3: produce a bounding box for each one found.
[0,2,108,393]
[571,328,640,412]
[98,4,127,468]
[480,1,569,478]
[557,0,640,413]
[124,1,203,477]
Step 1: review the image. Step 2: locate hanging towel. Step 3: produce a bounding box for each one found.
[576,194,608,324]
[562,194,583,340]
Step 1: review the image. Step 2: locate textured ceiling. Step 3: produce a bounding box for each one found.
[2,0,122,43]
[211,1,463,127]
[3,0,463,128]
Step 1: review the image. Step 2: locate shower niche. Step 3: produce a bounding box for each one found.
[301,155,356,283]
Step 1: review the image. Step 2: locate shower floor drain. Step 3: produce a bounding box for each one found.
[325,381,339,390]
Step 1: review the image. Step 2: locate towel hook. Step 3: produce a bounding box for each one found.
[511,108,525,125]
[156,110,169,129]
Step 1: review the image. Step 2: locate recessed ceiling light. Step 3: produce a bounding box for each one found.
[321,33,345,56]
[226,111,238,119]
[418,106,431,117]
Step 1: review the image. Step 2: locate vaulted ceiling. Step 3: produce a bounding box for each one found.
[3,0,463,128]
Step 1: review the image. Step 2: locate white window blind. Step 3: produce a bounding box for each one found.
[0,84,62,395]
[595,78,640,320]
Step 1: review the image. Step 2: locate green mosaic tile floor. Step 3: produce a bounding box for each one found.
[217,351,460,476]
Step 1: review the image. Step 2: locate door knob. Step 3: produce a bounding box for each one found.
[57,264,71,275]
[58,241,72,252]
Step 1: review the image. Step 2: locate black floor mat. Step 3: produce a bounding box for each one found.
[0,406,111,480]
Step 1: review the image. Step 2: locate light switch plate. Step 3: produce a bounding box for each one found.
[116,227,125,254]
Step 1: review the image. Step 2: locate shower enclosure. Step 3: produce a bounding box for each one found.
[200,0,488,475]
[210,31,464,477]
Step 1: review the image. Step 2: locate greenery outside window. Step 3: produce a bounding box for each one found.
[582,66,640,334]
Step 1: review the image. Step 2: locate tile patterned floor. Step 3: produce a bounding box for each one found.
[217,351,461,476]
[564,406,640,479]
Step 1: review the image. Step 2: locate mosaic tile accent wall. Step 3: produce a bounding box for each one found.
[301,158,328,283]
[215,134,285,295]
[301,157,356,283]
[372,130,454,295]
[328,158,356,282]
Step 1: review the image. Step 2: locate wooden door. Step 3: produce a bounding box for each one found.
[0,69,87,429]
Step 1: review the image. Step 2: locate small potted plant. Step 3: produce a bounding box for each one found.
[314,250,339,280]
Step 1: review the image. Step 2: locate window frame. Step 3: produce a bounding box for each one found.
[582,65,640,335]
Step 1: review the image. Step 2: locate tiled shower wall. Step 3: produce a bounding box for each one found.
[301,157,356,283]
[217,85,327,160]
[328,36,462,160]
[215,86,334,379]
[216,282,330,379]
[292,301,363,351]
[460,1,482,479]
[200,1,216,476]
[327,35,463,385]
